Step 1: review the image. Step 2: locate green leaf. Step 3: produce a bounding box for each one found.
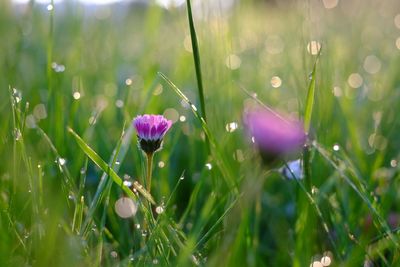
[303,52,321,134]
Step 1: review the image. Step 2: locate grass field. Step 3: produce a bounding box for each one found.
[1,0,400,266]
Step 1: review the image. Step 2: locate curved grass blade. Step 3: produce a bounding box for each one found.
[303,49,321,134]
[185,0,206,122]
[67,127,155,205]
[313,141,399,248]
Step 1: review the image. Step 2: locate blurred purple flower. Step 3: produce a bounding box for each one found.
[133,114,172,154]
[244,109,306,162]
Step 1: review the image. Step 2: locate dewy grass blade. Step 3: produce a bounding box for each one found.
[313,141,399,248]
[185,0,206,122]
[67,127,155,205]
[303,50,321,134]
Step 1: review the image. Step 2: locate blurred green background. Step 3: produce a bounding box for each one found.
[1,0,400,266]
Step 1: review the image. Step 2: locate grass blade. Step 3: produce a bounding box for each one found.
[67,127,155,205]
[303,50,321,134]
[185,0,206,121]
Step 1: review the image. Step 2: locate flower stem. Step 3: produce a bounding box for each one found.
[146,152,154,193]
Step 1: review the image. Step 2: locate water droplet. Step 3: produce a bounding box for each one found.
[205,163,212,170]
[390,159,398,168]
[115,197,137,218]
[57,157,66,166]
[73,91,81,100]
[152,258,159,265]
[270,76,282,88]
[190,104,197,112]
[155,206,165,214]
[141,229,148,237]
[225,122,238,133]
[320,256,332,266]
[158,161,165,168]
[311,186,318,195]
[307,41,321,55]
[135,223,141,229]
[179,176,184,180]
[14,128,22,141]
[115,161,120,165]
[123,180,132,187]
[125,78,133,86]
[68,193,75,201]
[310,261,323,267]
[179,115,186,122]
[46,4,53,11]
[333,144,340,151]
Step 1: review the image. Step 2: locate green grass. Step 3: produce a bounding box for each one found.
[1,0,400,266]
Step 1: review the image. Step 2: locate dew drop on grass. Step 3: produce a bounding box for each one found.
[158,161,165,168]
[155,206,164,214]
[205,163,212,170]
[333,144,340,151]
[115,197,137,218]
[141,229,148,237]
[179,115,186,122]
[191,104,197,112]
[307,41,321,55]
[152,258,159,265]
[135,223,141,229]
[390,159,398,168]
[320,255,332,266]
[311,186,318,195]
[225,122,238,133]
[310,261,323,267]
[123,180,132,187]
[115,161,120,165]
[57,157,66,166]
[125,78,132,86]
[270,76,282,88]
[46,4,53,11]
[72,91,81,100]
[14,128,22,141]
